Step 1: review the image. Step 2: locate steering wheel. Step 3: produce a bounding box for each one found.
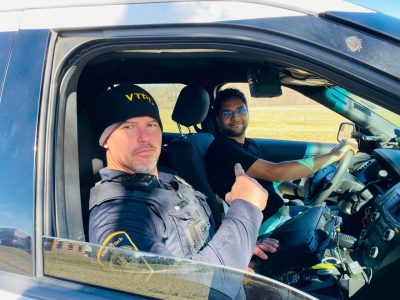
[303,150,354,206]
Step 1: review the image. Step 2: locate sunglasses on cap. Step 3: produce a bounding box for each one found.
[219,107,248,119]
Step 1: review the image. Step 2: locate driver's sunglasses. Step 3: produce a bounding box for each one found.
[219,107,248,119]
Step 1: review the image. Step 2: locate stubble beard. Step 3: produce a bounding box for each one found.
[131,159,158,174]
[129,144,159,174]
[221,123,248,138]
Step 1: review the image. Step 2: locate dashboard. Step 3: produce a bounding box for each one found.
[263,148,400,298]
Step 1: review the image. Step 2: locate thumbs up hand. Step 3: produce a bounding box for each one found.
[225,163,268,211]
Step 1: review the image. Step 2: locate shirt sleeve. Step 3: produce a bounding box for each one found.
[192,199,263,270]
[88,199,173,257]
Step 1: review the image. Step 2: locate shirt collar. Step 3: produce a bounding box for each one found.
[219,133,250,148]
[99,166,175,184]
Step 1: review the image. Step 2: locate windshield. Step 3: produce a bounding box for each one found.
[349,92,400,127]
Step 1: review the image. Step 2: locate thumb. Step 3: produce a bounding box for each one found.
[234,163,245,177]
[225,191,232,204]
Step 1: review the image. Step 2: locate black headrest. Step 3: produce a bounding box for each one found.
[172,86,210,127]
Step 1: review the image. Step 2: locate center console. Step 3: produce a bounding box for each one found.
[253,205,370,299]
[357,182,400,270]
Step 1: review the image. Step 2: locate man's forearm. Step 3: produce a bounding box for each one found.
[250,150,341,183]
[280,152,339,180]
[192,200,263,269]
[299,152,339,172]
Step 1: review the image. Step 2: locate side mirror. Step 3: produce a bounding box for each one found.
[337,122,355,141]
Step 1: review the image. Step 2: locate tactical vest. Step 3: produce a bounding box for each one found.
[89,172,215,259]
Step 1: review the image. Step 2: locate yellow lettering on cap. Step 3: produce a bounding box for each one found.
[125,93,134,101]
[124,92,155,105]
[134,93,151,100]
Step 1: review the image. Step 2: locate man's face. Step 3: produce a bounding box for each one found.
[217,97,249,138]
[104,116,162,175]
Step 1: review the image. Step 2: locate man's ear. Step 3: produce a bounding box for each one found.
[103,141,109,149]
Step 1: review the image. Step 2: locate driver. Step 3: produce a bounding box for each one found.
[205,88,358,234]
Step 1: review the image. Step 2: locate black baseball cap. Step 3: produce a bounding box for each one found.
[95,83,163,146]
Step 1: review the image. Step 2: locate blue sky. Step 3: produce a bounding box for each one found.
[347,0,400,19]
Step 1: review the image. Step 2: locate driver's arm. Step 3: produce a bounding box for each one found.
[246,138,358,182]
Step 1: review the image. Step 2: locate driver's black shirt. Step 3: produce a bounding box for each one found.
[206,134,284,220]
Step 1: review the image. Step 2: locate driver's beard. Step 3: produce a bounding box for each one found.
[131,160,158,174]
[220,125,247,138]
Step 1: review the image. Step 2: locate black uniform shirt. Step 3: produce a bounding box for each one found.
[206,134,284,220]
[88,167,263,270]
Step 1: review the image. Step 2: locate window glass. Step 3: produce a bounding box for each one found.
[43,236,313,299]
[221,83,349,143]
[0,32,15,98]
[348,93,400,127]
[137,84,185,133]
[0,228,31,275]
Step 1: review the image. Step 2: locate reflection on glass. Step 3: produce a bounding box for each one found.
[0,228,32,275]
[43,236,315,299]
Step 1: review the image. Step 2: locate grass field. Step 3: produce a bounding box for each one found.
[246,106,349,143]
[160,106,349,143]
[0,245,32,275]
[44,250,216,299]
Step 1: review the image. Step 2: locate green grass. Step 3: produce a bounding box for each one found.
[44,251,211,299]
[246,106,349,143]
[159,106,349,143]
[0,245,32,275]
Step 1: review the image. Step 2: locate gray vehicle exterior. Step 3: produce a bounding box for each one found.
[0,1,399,299]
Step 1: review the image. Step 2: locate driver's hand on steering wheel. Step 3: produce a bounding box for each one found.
[331,138,358,159]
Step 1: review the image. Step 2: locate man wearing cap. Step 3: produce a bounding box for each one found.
[88,83,277,271]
